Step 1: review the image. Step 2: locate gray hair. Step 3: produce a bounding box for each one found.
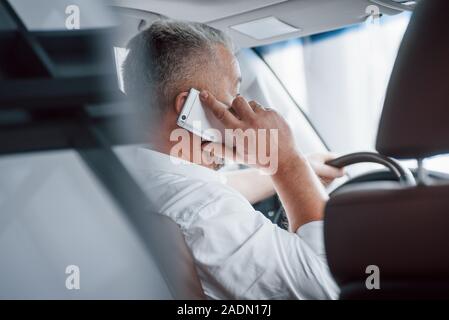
[122,19,234,119]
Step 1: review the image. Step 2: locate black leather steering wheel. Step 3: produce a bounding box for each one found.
[325,151,416,189]
[258,152,416,230]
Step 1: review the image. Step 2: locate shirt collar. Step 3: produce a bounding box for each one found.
[134,146,226,184]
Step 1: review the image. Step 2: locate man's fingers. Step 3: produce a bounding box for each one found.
[202,142,236,161]
[307,152,346,179]
[321,153,345,178]
[231,96,255,119]
[320,165,345,178]
[199,90,240,127]
[248,101,265,112]
[321,152,340,161]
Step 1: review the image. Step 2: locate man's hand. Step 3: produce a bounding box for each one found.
[200,91,328,232]
[199,91,296,173]
[306,153,345,186]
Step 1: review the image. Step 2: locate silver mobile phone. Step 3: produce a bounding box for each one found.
[176,88,221,142]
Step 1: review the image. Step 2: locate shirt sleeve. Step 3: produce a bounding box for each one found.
[296,221,326,259]
[180,184,340,300]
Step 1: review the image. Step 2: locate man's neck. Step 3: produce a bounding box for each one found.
[147,119,221,170]
[148,138,222,171]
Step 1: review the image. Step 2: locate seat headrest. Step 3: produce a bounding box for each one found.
[376,0,449,159]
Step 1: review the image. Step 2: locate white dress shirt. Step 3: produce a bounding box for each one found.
[117,146,339,300]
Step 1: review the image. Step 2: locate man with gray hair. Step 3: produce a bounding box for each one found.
[122,19,343,299]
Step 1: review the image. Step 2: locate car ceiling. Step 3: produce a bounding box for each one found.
[111,0,417,48]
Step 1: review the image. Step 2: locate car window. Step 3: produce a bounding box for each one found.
[256,12,410,153]
[256,12,449,174]
[424,155,449,176]
[0,149,171,298]
[237,49,328,155]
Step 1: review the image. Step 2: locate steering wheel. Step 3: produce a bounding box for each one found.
[256,152,416,229]
[325,151,416,195]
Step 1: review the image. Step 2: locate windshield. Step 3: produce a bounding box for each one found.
[256,12,449,175]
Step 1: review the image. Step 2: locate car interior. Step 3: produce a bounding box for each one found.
[0,0,448,299]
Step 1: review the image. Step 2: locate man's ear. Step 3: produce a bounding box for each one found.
[174,91,189,115]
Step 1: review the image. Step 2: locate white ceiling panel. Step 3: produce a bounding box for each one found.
[112,0,404,48]
[112,0,288,23]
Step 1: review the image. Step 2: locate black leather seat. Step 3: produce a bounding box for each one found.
[324,0,449,299]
